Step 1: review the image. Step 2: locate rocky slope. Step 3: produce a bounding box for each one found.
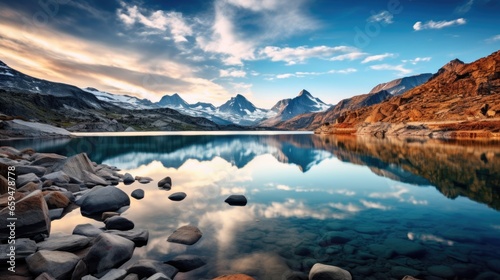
[275,74,432,131]
[317,50,500,138]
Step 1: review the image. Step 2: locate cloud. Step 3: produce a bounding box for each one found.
[274,68,357,79]
[117,2,193,43]
[361,53,396,64]
[368,11,394,24]
[485,34,500,43]
[220,68,247,77]
[370,64,412,75]
[455,0,474,14]
[360,199,390,210]
[260,45,358,65]
[402,57,432,64]
[329,52,367,61]
[413,18,466,31]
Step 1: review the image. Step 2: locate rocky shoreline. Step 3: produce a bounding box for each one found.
[314,120,500,139]
[0,146,435,280]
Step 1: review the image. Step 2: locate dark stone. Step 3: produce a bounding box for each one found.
[26,250,80,280]
[123,173,135,185]
[73,223,103,238]
[165,255,206,272]
[131,189,144,199]
[0,238,36,260]
[224,195,247,206]
[37,233,90,252]
[168,192,186,201]
[127,259,178,279]
[158,176,172,189]
[79,186,130,216]
[106,229,149,247]
[83,233,135,275]
[319,231,352,246]
[105,216,135,231]
[167,225,202,245]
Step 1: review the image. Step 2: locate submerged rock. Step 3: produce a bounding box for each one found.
[167,225,202,245]
[383,239,426,258]
[309,263,352,280]
[165,254,206,272]
[319,231,352,246]
[224,195,247,206]
[37,233,90,252]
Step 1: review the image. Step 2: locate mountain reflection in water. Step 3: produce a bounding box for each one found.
[5,134,499,210]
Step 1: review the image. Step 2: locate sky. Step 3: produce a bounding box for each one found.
[0,0,499,108]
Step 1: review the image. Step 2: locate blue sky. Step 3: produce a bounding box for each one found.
[0,0,499,108]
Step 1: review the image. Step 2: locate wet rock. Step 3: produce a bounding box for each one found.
[31,153,66,168]
[319,231,352,246]
[49,208,64,220]
[0,190,25,207]
[367,244,394,258]
[83,233,135,275]
[158,176,172,189]
[17,173,40,187]
[49,153,95,183]
[106,229,149,246]
[168,192,186,201]
[41,171,70,184]
[99,268,127,280]
[16,165,47,177]
[123,173,135,185]
[0,175,7,195]
[0,238,36,260]
[131,189,144,199]
[35,272,57,280]
[487,259,500,273]
[123,274,140,280]
[390,266,420,279]
[80,186,130,216]
[37,233,90,252]
[281,270,308,280]
[165,255,206,272]
[136,176,152,184]
[17,181,42,192]
[26,250,80,280]
[127,259,178,279]
[167,225,202,245]
[73,223,103,238]
[147,273,171,280]
[224,195,247,206]
[0,190,50,240]
[105,216,135,231]
[44,191,70,209]
[309,263,352,280]
[213,274,255,280]
[384,239,425,258]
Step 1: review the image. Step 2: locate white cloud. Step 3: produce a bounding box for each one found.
[117,2,193,43]
[368,11,394,24]
[220,68,247,77]
[274,68,357,79]
[360,199,390,210]
[455,0,474,14]
[486,34,500,43]
[260,45,358,65]
[361,53,396,64]
[413,18,466,31]
[330,52,367,61]
[370,64,412,75]
[402,57,432,64]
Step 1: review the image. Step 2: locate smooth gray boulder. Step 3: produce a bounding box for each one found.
[168,192,186,201]
[0,238,36,260]
[165,255,206,272]
[224,195,247,206]
[49,208,64,220]
[26,250,80,280]
[80,186,130,216]
[49,153,94,182]
[42,171,70,184]
[123,173,135,185]
[106,229,149,246]
[167,225,202,245]
[37,233,90,252]
[309,263,352,280]
[0,190,50,240]
[104,216,135,231]
[73,223,104,237]
[16,165,47,177]
[127,259,178,279]
[30,153,66,168]
[131,189,144,199]
[83,233,135,275]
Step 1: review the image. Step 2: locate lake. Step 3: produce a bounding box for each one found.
[3,133,500,279]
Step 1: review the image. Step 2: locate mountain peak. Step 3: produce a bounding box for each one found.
[298,89,312,97]
[443,58,465,70]
[0,61,7,67]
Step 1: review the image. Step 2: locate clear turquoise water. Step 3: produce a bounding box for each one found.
[4,133,500,279]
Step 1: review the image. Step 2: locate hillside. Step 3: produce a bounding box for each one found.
[316,50,500,138]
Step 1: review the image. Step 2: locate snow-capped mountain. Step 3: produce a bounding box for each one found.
[215,94,275,126]
[260,89,331,127]
[83,87,156,110]
[368,73,432,95]
[156,93,190,109]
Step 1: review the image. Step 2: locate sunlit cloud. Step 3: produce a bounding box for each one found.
[220,68,247,78]
[329,52,367,61]
[259,45,358,65]
[362,53,397,64]
[334,189,356,196]
[328,202,362,213]
[360,199,390,210]
[272,68,357,79]
[485,34,500,43]
[413,18,466,31]
[370,64,412,75]
[402,57,432,64]
[408,232,454,246]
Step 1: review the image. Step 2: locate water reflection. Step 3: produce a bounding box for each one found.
[3,134,500,278]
